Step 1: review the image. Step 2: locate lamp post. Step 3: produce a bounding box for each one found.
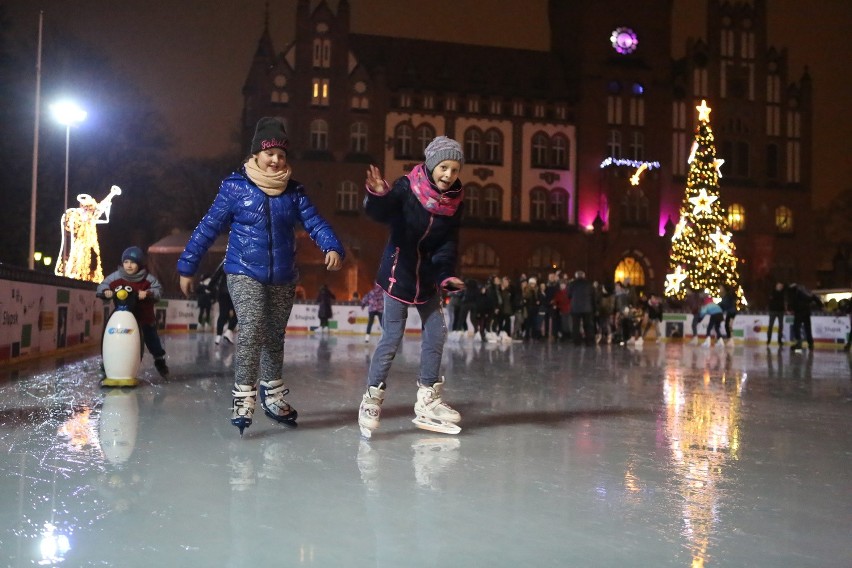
[50,101,87,216]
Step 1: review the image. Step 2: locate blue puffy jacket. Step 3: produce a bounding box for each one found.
[178,168,344,285]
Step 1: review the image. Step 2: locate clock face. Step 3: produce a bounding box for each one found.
[611,27,638,54]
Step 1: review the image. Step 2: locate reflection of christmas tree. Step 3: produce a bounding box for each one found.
[664,368,743,568]
[666,101,744,304]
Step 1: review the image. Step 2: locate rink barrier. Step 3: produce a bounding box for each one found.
[1,268,849,364]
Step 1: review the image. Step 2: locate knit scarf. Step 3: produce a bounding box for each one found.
[120,267,147,283]
[244,159,292,196]
[407,163,463,216]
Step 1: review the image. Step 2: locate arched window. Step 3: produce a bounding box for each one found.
[464,128,483,163]
[775,205,793,233]
[483,185,502,220]
[613,257,646,287]
[529,246,563,272]
[337,180,359,212]
[727,203,746,231]
[415,124,435,157]
[485,129,503,164]
[310,119,328,150]
[551,135,569,169]
[530,188,548,222]
[549,189,568,223]
[531,133,548,168]
[460,243,500,271]
[464,184,481,219]
[394,123,413,159]
[350,122,368,153]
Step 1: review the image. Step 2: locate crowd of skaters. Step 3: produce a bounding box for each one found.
[438,270,666,347]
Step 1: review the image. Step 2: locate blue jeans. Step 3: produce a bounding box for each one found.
[367,293,446,389]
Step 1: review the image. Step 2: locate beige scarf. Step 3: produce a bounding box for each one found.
[244,158,292,196]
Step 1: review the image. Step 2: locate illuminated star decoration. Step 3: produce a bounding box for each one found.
[696,99,712,122]
[709,228,732,254]
[629,162,650,186]
[714,158,725,178]
[665,265,688,296]
[688,188,718,216]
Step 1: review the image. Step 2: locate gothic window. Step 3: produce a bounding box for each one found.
[551,135,569,169]
[464,128,483,163]
[775,206,793,233]
[337,181,359,212]
[484,129,503,164]
[607,129,622,158]
[483,185,502,220]
[531,133,548,168]
[461,243,500,271]
[530,188,547,222]
[311,78,329,106]
[394,123,413,159]
[529,246,562,272]
[629,131,645,161]
[464,184,481,218]
[613,257,645,287]
[310,119,328,151]
[549,189,568,224]
[727,203,746,231]
[350,122,368,153]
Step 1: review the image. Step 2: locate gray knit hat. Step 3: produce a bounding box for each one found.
[424,136,465,172]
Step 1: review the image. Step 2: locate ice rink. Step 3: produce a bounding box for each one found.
[1,332,850,567]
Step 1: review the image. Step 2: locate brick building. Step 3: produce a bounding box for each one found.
[240,0,813,308]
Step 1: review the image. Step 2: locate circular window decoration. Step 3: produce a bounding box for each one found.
[273,74,287,88]
[610,27,638,54]
[354,81,366,94]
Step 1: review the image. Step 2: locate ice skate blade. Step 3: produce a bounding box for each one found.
[412,417,461,435]
[263,408,299,427]
[101,377,139,388]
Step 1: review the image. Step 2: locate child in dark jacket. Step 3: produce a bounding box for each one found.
[358,136,466,438]
[97,246,169,377]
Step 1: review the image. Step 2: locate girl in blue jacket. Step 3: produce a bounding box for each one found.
[358,136,466,438]
[178,117,344,435]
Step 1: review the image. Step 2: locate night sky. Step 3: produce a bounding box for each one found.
[6,0,851,206]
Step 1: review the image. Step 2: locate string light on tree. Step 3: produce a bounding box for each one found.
[666,100,745,305]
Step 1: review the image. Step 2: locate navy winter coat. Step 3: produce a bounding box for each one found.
[178,168,344,285]
[365,175,463,304]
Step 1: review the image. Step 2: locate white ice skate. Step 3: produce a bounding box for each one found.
[358,382,386,439]
[701,337,711,348]
[231,384,257,436]
[412,378,461,435]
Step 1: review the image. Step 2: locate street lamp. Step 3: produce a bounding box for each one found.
[50,101,87,215]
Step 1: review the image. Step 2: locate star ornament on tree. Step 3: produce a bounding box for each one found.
[665,266,688,296]
[688,188,718,216]
[696,99,712,122]
[709,228,733,254]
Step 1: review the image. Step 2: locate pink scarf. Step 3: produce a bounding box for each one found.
[407,164,463,216]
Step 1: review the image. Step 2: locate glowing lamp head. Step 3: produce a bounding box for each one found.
[115,289,129,301]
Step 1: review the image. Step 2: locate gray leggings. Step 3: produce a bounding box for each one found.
[227,274,296,387]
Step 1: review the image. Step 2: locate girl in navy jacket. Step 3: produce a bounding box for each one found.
[358,136,466,438]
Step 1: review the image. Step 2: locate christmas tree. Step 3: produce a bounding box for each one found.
[665,100,745,305]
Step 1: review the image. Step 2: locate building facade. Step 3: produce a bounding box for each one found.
[240,0,813,307]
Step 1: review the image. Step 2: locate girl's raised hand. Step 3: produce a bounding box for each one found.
[366,165,387,194]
